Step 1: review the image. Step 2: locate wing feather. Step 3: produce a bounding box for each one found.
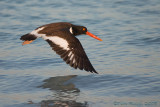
[45,31,98,73]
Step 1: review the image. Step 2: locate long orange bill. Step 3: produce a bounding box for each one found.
[22,40,33,45]
[86,31,102,41]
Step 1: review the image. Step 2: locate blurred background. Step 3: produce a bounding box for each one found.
[0,0,160,107]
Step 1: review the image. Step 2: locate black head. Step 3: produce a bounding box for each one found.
[71,24,103,41]
[71,25,88,36]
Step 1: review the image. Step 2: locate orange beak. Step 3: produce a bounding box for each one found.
[86,31,102,41]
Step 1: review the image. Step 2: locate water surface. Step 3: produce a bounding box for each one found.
[0,0,160,107]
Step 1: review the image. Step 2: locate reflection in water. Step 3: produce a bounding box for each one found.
[38,75,89,107]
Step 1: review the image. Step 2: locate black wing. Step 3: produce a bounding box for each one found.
[45,32,98,74]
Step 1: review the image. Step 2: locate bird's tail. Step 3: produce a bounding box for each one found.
[20,33,37,45]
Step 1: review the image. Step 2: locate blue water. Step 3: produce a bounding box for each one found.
[0,0,160,107]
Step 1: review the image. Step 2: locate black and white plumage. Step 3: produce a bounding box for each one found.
[20,22,102,74]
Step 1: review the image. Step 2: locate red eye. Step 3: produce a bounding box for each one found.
[83,28,86,31]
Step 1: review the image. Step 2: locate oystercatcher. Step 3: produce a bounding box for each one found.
[20,22,102,74]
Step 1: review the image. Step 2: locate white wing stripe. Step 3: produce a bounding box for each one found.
[70,54,74,60]
[30,27,46,37]
[43,36,70,50]
[68,51,72,57]
[73,58,76,64]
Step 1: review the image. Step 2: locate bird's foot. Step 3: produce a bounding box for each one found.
[22,40,33,45]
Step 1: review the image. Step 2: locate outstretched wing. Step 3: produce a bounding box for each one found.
[44,31,98,73]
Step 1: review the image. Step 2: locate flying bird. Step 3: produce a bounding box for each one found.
[20,22,102,74]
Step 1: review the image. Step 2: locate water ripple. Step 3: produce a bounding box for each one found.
[0,0,160,106]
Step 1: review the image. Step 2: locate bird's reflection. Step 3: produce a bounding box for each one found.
[38,75,89,107]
